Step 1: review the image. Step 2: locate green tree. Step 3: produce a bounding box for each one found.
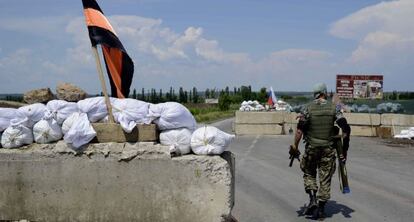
[218,91,231,111]
[258,87,267,103]
[205,88,210,99]
[179,87,185,103]
[141,88,145,101]
[240,85,251,101]
[132,88,137,99]
[192,87,199,103]
[225,86,230,95]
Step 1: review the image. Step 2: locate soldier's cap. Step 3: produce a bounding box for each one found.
[313,83,327,99]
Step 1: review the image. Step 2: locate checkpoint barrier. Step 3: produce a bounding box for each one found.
[0,142,235,222]
[235,111,414,137]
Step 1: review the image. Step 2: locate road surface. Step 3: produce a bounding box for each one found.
[211,118,414,222]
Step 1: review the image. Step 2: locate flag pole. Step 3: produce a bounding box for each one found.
[91,45,115,123]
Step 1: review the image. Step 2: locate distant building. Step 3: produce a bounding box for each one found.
[205,99,219,104]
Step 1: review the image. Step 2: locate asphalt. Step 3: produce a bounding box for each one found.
[211,118,414,222]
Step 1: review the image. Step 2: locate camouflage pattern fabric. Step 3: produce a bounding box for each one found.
[300,145,336,201]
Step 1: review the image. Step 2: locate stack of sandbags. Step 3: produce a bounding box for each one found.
[1,104,46,148]
[148,102,196,131]
[46,100,79,125]
[190,125,235,155]
[159,128,193,156]
[77,97,115,123]
[63,113,97,148]
[394,127,414,139]
[0,108,12,145]
[150,102,196,155]
[61,97,114,149]
[0,108,17,132]
[111,98,151,133]
[33,112,63,144]
[239,100,265,112]
[14,103,47,128]
[1,119,33,148]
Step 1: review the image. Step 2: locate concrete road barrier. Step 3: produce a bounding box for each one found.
[235,111,284,124]
[235,111,414,137]
[350,125,377,137]
[381,114,414,126]
[344,113,381,126]
[235,123,284,135]
[0,142,235,222]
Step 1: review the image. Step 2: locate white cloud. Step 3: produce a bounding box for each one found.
[4,2,413,93]
[330,0,414,64]
[0,16,72,40]
[0,13,339,92]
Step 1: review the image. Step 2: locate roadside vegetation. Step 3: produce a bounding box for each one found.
[3,88,414,119]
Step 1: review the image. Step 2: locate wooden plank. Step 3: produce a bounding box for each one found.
[91,123,158,143]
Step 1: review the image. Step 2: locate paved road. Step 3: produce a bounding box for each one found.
[211,118,414,222]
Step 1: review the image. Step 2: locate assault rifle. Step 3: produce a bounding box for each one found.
[289,145,300,167]
[333,135,350,194]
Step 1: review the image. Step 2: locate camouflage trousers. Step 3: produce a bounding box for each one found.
[300,146,336,201]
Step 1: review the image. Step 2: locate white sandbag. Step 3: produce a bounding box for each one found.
[148,102,196,131]
[46,100,79,125]
[394,134,412,139]
[62,112,81,135]
[112,98,151,133]
[63,113,96,149]
[0,108,17,132]
[77,97,117,123]
[190,126,235,155]
[160,128,192,155]
[33,117,63,144]
[1,119,34,148]
[15,103,47,128]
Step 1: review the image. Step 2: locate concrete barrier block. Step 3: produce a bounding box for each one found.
[234,123,284,135]
[284,112,300,124]
[382,125,412,136]
[350,125,377,137]
[376,127,393,139]
[283,123,298,135]
[344,113,381,126]
[0,142,234,222]
[381,114,414,126]
[235,111,284,124]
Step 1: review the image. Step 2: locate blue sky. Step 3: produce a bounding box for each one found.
[0,0,413,93]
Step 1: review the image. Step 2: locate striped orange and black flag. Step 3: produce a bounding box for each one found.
[82,0,134,98]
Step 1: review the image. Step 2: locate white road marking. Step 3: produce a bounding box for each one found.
[239,135,260,165]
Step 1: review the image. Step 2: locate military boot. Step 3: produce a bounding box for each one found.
[316,200,326,221]
[304,190,317,215]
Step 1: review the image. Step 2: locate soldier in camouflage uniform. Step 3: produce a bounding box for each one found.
[289,83,350,220]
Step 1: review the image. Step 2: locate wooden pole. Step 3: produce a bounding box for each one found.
[91,46,115,123]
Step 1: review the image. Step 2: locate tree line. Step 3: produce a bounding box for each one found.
[385,91,414,100]
[128,85,268,105]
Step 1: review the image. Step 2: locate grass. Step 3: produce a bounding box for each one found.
[185,103,238,123]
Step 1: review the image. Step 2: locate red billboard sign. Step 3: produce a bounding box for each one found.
[336,75,383,99]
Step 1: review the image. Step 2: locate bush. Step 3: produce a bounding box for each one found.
[219,93,231,111]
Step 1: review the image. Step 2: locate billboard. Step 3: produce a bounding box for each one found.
[336,75,383,99]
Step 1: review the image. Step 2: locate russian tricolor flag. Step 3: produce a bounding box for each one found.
[267,87,277,106]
